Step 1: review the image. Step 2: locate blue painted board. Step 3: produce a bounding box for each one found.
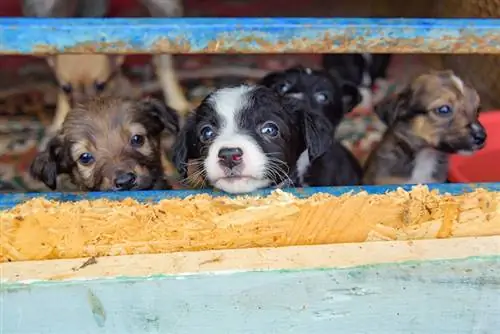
[3,257,500,333]
[2,18,500,54]
[0,182,498,210]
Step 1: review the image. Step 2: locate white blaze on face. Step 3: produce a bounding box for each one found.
[204,86,271,194]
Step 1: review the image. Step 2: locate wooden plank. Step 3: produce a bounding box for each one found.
[2,18,500,55]
[2,236,500,282]
[2,256,499,333]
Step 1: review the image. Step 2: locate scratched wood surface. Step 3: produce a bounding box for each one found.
[2,236,500,333]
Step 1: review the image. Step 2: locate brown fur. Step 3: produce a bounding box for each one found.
[364,70,486,185]
[30,96,179,191]
[46,54,137,131]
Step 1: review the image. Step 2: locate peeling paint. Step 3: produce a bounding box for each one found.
[2,18,500,55]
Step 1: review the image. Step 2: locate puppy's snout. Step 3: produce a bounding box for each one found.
[469,123,487,147]
[113,172,137,191]
[218,147,243,169]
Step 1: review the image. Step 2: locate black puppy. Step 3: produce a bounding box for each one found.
[171,84,334,194]
[322,53,391,90]
[260,66,363,186]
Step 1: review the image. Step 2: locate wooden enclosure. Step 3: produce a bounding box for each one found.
[1,15,500,333]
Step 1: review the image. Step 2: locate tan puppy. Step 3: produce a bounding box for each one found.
[30,96,179,191]
[364,70,487,185]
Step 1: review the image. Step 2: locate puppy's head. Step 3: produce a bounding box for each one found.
[259,66,361,129]
[48,54,125,103]
[375,70,486,154]
[30,97,179,191]
[171,85,332,194]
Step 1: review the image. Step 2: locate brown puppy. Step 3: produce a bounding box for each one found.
[364,70,486,185]
[30,96,179,191]
[44,54,136,147]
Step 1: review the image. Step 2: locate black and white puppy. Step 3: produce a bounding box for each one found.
[260,66,363,186]
[171,84,333,194]
[322,53,392,108]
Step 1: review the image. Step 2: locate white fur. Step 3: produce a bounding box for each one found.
[204,86,271,194]
[295,149,310,185]
[408,148,439,184]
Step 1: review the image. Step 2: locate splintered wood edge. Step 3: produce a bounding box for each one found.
[1,236,500,283]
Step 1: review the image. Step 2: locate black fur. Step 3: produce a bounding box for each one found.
[260,66,363,186]
[322,53,392,89]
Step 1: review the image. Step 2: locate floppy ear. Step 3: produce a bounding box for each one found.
[374,87,413,126]
[170,113,198,179]
[29,135,71,190]
[283,96,333,161]
[138,97,180,136]
[342,81,362,113]
[258,71,282,87]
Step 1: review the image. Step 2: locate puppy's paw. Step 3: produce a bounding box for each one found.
[168,98,192,117]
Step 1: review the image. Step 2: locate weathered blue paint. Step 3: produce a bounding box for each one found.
[0,182,498,210]
[2,18,500,54]
[3,258,500,333]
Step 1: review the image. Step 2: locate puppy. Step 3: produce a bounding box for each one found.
[46,55,135,140]
[30,96,179,191]
[260,66,363,186]
[363,70,486,185]
[171,85,333,194]
[23,0,190,146]
[322,53,392,107]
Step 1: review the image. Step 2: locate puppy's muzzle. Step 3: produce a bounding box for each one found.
[469,123,487,148]
[113,171,137,191]
[218,147,243,169]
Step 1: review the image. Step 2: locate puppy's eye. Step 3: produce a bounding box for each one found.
[130,134,145,148]
[61,84,72,94]
[94,81,106,92]
[314,92,330,104]
[199,125,216,143]
[78,152,95,166]
[260,121,280,138]
[277,81,292,94]
[436,105,453,115]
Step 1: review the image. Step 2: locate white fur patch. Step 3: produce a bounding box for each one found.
[408,148,439,184]
[305,67,312,75]
[295,149,310,185]
[204,86,271,194]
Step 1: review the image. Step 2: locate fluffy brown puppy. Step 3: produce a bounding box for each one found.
[364,70,486,185]
[30,96,179,191]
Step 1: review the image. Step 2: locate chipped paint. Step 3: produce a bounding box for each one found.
[2,18,500,54]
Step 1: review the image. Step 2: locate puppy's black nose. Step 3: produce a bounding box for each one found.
[218,147,243,168]
[470,123,487,146]
[114,172,137,190]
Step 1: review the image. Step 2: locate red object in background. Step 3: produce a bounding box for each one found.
[449,111,500,183]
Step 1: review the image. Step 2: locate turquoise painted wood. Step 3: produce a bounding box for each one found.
[2,18,500,54]
[3,258,500,333]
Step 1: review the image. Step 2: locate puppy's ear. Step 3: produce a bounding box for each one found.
[30,135,71,190]
[170,113,197,179]
[138,97,180,136]
[284,97,333,161]
[342,81,362,113]
[374,87,413,126]
[259,71,281,87]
